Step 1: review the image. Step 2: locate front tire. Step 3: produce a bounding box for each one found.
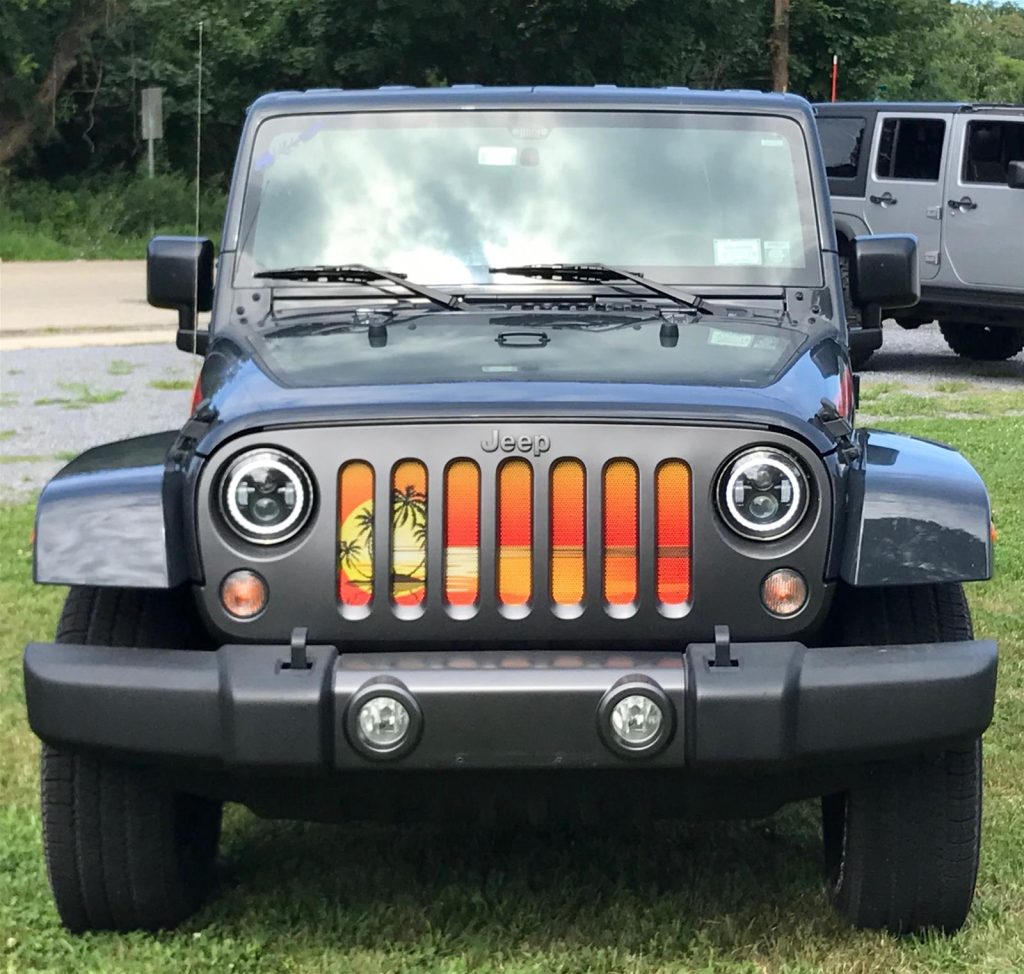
[41,587,222,932]
[823,583,982,934]
[939,320,1024,361]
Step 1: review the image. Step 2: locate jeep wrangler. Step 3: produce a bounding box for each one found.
[24,87,997,935]
[816,101,1024,366]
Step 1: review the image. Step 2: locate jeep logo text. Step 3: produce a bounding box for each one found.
[480,429,551,456]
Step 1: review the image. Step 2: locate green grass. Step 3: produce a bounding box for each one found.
[858,383,1022,420]
[148,378,194,392]
[33,383,125,409]
[107,360,137,377]
[0,431,15,442]
[1,405,1021,972]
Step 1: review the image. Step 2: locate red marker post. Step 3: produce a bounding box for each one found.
[831,54,838,102]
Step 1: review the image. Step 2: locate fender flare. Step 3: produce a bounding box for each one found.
[34,432,190,588]
[832,211,872,252]
[841,429,992,587]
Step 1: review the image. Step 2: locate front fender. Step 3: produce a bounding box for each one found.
[833,211,871,246]
[841,430,992,587]
[34,432,189,588]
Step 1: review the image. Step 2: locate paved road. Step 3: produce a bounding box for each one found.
[0,260,207,351]
[1,318,1019,502]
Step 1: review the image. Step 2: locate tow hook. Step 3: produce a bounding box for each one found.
[288,626,310,670]
[711,624,737,668]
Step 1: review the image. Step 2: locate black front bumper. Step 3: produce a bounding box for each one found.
[23,639,997,773]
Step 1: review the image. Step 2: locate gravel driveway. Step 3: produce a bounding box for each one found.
[1,321,1020,502]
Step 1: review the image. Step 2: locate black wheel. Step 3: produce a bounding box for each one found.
[939,320,1024,361]
[840,254,876,370]
[823,583,982,934]
[41,586,222,932]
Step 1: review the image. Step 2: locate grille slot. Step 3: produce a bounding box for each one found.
[497,458,533,615]
[337,454,691,620]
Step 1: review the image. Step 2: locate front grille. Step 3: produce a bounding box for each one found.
[337,455,692,620]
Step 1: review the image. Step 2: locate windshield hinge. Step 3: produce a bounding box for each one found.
[815,398,860,463]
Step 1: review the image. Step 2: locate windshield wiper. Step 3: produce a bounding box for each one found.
[254,264,465,311]
[488,263,709,314]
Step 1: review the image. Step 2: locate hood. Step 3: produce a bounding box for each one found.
[193,311,849,456]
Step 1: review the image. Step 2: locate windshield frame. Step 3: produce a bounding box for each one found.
[231,106,826,292]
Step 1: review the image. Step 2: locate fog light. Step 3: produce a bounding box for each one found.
[597,681,674,758]
[345,683,422,760]
[357,696,410,749]
[761,568,807,617]
[221,569,267,619]
[610,694,664,747]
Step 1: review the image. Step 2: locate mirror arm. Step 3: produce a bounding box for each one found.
[861,304,882,330]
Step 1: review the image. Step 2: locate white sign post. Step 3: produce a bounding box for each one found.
[141,87,164,179]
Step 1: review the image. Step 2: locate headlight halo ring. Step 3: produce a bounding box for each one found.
[219,447,316,545]
[717,446,810,541]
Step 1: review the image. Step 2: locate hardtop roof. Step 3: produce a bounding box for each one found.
[816,101,1024,116]
[247,84,816,122]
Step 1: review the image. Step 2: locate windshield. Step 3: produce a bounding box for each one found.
[236,110,822,289]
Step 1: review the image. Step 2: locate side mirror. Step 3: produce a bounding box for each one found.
[147,235,214,355]
[849,234,919,329]
[1007,161,1024,189]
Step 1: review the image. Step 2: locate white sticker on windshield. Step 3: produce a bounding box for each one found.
[478,146,518,166]
[708,329,754,348]
[763,240,792,266]
[714,238,762,266]
[482,365,520,373]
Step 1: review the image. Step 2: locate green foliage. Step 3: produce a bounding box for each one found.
[0,172,225,259]
[2,0,1022,215]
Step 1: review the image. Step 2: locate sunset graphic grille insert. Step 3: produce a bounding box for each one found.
[337,456,691,619]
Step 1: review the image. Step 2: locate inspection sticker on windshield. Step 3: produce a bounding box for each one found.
[763,240,792,266]
[714,238,762,266]
[708,329,754,348]
[478,146,518,166]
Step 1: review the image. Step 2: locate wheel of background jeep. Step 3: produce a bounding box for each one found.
[939,320,1024,361]
[822,583,982,934]
[41,586,222,932]
[839,253,875,370]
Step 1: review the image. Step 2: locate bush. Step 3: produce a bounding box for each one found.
[0,174,226,260]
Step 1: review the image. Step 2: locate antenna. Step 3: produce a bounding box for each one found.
[191,20,204,364]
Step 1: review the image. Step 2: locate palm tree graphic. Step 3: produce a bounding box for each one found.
[338,484,427,587]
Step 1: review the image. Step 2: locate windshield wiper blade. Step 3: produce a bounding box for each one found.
[254,264,464,311]
[488,263,709,313]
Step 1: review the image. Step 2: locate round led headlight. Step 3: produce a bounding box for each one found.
[219,449,315,544]
[717,448,809,541]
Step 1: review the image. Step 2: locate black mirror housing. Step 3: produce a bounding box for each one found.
[850,234,920,312]
[1007,161,1024,189]
[147,236,214,353]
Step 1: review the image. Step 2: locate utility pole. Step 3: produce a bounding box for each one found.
[770,0,791,93]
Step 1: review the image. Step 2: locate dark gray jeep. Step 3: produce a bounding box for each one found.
[23,86,997,935]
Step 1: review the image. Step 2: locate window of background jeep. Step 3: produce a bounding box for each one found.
[235,110,822,288]
[819,116,866,179]
[874,117,945,181]
[962,120,1024,184]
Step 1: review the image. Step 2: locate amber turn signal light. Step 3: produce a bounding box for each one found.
[221,569,268,619]
[761,568,807,617]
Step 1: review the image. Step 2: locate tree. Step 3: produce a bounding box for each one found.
[0,0,113,165]
[770,0,791,92]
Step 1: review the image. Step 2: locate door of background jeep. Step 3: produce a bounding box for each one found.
[864,111,950,282]
[941,113,1024,291]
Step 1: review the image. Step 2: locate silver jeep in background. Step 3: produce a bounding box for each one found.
[816,102,1024,366]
